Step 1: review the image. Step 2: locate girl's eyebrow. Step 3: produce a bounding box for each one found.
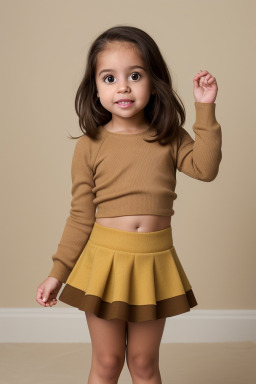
[98,65,146,77]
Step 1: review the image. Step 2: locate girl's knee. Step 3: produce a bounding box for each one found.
[94,353,125,380]
[128,353,159,379]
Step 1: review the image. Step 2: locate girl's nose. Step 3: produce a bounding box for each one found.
[118,80,130,93]
[118,86,130,94]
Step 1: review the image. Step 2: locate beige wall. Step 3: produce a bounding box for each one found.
[1,0,255,309]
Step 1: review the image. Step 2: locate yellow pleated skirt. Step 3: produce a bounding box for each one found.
[59,221,198,322]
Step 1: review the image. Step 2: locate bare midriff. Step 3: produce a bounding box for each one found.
[95,215,171,233]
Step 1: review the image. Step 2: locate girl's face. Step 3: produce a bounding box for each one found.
[95,41,154,124]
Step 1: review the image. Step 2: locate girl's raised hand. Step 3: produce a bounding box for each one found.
[193,70,218,103]
[36,277,63,307]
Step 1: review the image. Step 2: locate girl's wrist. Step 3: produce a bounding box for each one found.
[195,101,215,104]
[48,276,62,283]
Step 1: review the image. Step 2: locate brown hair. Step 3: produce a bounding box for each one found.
[68,25,186,145]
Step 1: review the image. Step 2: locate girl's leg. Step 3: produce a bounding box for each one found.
[85,311,127,384]
[126,317,166,384]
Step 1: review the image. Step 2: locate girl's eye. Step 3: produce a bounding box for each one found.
[129,72,141,81]
[103,72,141,84]
[104,75,116,84]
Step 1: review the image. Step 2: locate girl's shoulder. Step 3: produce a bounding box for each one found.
[78,126,106,143]
[73,134,91,153]
[75,130,101,146]
[73,129,105,158]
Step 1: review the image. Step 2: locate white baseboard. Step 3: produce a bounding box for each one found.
[0,308,255,343]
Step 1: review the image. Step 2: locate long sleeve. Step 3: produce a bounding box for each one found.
[48,135,96,283]
[176,102,222,181]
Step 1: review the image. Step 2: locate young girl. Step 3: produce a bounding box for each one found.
[36,25,222,383]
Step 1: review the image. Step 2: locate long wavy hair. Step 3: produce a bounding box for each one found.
[68,25,186,145]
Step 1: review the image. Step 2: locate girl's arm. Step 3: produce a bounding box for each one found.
[48,135,96,283]
[176,101,222,181]
[176,70,222,181]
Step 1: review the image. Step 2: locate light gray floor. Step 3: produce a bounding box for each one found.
[1,342,256,384]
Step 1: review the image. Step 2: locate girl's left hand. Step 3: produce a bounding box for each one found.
[193,70,218,103]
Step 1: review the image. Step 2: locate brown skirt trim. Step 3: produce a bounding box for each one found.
[59,284,198,322]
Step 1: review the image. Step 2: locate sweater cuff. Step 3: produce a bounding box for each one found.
[48,260,71,284]
[194,102,217,126]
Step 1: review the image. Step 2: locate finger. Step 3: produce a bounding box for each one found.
[193,72,209,88]
[42,290,50,303]
[36,287,44,300]
[208,77,216,84]
[193,77,200,89]
[194,72,208,80]
[196,70,208,76]
[199,76,207,86]
[36,297,47,306]
[51,299,58,307]
[204,74,212,80]
[201,76,216,86]
[36,288,46,306]
[46,298,58,307]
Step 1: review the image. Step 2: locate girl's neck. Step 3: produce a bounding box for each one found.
[108,114,149,133]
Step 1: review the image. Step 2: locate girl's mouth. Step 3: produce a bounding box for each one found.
[116,100,134,108]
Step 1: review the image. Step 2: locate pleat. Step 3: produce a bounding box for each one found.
[58,221,198,321]
[59,240,197,316]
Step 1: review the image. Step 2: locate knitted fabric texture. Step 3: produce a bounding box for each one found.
[48,102,222,283]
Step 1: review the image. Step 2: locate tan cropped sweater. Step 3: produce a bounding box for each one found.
[48,102,222,283]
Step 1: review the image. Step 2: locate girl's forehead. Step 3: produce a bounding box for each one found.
[96,41,143,66]
[104,40,137,51]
